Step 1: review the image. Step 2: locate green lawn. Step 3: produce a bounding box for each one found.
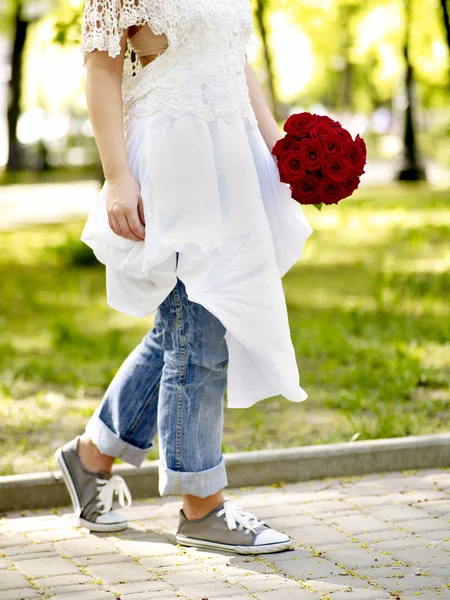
[1,184,449,475]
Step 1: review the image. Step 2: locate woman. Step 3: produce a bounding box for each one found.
[56,0,313,554]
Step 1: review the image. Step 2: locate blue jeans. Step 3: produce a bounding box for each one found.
[85,276,229,498]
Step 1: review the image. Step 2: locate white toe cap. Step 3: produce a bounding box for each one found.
[254,527,291,545]
[96,511,127,525]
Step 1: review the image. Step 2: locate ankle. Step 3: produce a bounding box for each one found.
[78,434,115,474]
[182,491,225,520]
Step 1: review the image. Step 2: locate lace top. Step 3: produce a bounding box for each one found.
[81,0,258,127]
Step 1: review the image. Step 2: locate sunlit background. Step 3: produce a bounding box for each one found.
[0,0,450,475]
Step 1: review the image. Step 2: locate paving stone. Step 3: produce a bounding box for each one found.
[285,525,350,547]
[305,576,373,592]
[0,588,42,600]
[259,548,312,562]
[0,533,29,547]
[140,554,196,569]
[55,536,119,558]
[120,594,179,600]
[399,517,450,533]
[255,505,317,519]
[415,564,449,577]
[226,558,276,574]
[0,569,30,589]
[402,591,450,599]
[27,529,84,543]
[35,573,94,588]
[357,565,412,578]
[325,514,391,535]
[74,553,131,567]
[45,584,99,595]
[328,591,391,599]
[238,574,301,592]
[389,547,450,565]
[263,514,321,528]
[322,548,394,569]
[420,529,450,541]
[302,500,356,516]
[2,542,57,558]
[14,556,79,577]
[49,592,113,600]
[163,567,226,586]
[177,582,248,598]
[355,529,413,543]
[86,562,152,584]
[1,516,60,533]
[275,556,347,579]
[257,589,320,599]
[371,537,426,552]
[372,574,443,591]
[114,539,178,558]
[108,580,174,594]
[367,505,434,521]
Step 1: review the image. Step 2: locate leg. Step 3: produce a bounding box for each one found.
[56,309,166,531]
[157,278,229,513]
[156,279,294,554]
[84,309,165,469]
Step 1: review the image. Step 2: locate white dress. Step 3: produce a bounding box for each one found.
[80,0,313,409]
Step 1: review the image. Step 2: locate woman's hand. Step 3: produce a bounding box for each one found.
[106,172,146,241]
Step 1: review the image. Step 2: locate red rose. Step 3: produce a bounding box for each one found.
[346,144,366,175]
[272,135,301,159]
[355,134,367,162]
[278,151,305,184]
[316,114,342,128]
[309,123,335,141]
[322,133,347,158]
[318,179,344,205]
[322,157,353,183]
[283,112,318,137]
[336,127,354,148]
[291,173,320,204]
[297,138,325,171]
[341,173,361,198]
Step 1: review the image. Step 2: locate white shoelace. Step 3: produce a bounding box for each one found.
[95,475,132,514]
[216,500,265,535]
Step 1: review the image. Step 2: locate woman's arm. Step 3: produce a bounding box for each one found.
[86,34,145,241]
[245,59,283,155]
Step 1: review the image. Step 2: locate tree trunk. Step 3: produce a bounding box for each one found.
[254,0,278,119]
[440,0,450,52]
[396,0,426,181]
[7,2,29,170]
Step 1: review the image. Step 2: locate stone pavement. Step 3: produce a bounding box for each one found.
[1,468,450,600]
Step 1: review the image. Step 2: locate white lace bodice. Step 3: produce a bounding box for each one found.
[81,0,258,127]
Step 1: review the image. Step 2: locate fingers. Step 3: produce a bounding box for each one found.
[138,197,146,227]
[109,214,124,238]
[118,213,144,241]
[126,211,146,241]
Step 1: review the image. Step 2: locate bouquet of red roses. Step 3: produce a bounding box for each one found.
[272,112,367,210]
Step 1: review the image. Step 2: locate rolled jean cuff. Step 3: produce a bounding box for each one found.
[85,408,151,468]
[158,457,228,498]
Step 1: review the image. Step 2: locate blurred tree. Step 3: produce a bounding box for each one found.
[6,1,30,169]
[441,0,450,53]
[396,0,427,181]
[5,0,53,170]
[253,0,278,118]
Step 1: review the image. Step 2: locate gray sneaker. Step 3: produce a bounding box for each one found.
[175,499,294,554]
[55,436,131,532]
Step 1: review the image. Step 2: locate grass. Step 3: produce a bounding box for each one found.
[1,183,449,475]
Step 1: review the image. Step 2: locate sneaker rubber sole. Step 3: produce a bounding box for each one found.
[55,448,127,533]
[175,533,294,554]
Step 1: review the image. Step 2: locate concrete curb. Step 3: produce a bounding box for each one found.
[1,433,450,512]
